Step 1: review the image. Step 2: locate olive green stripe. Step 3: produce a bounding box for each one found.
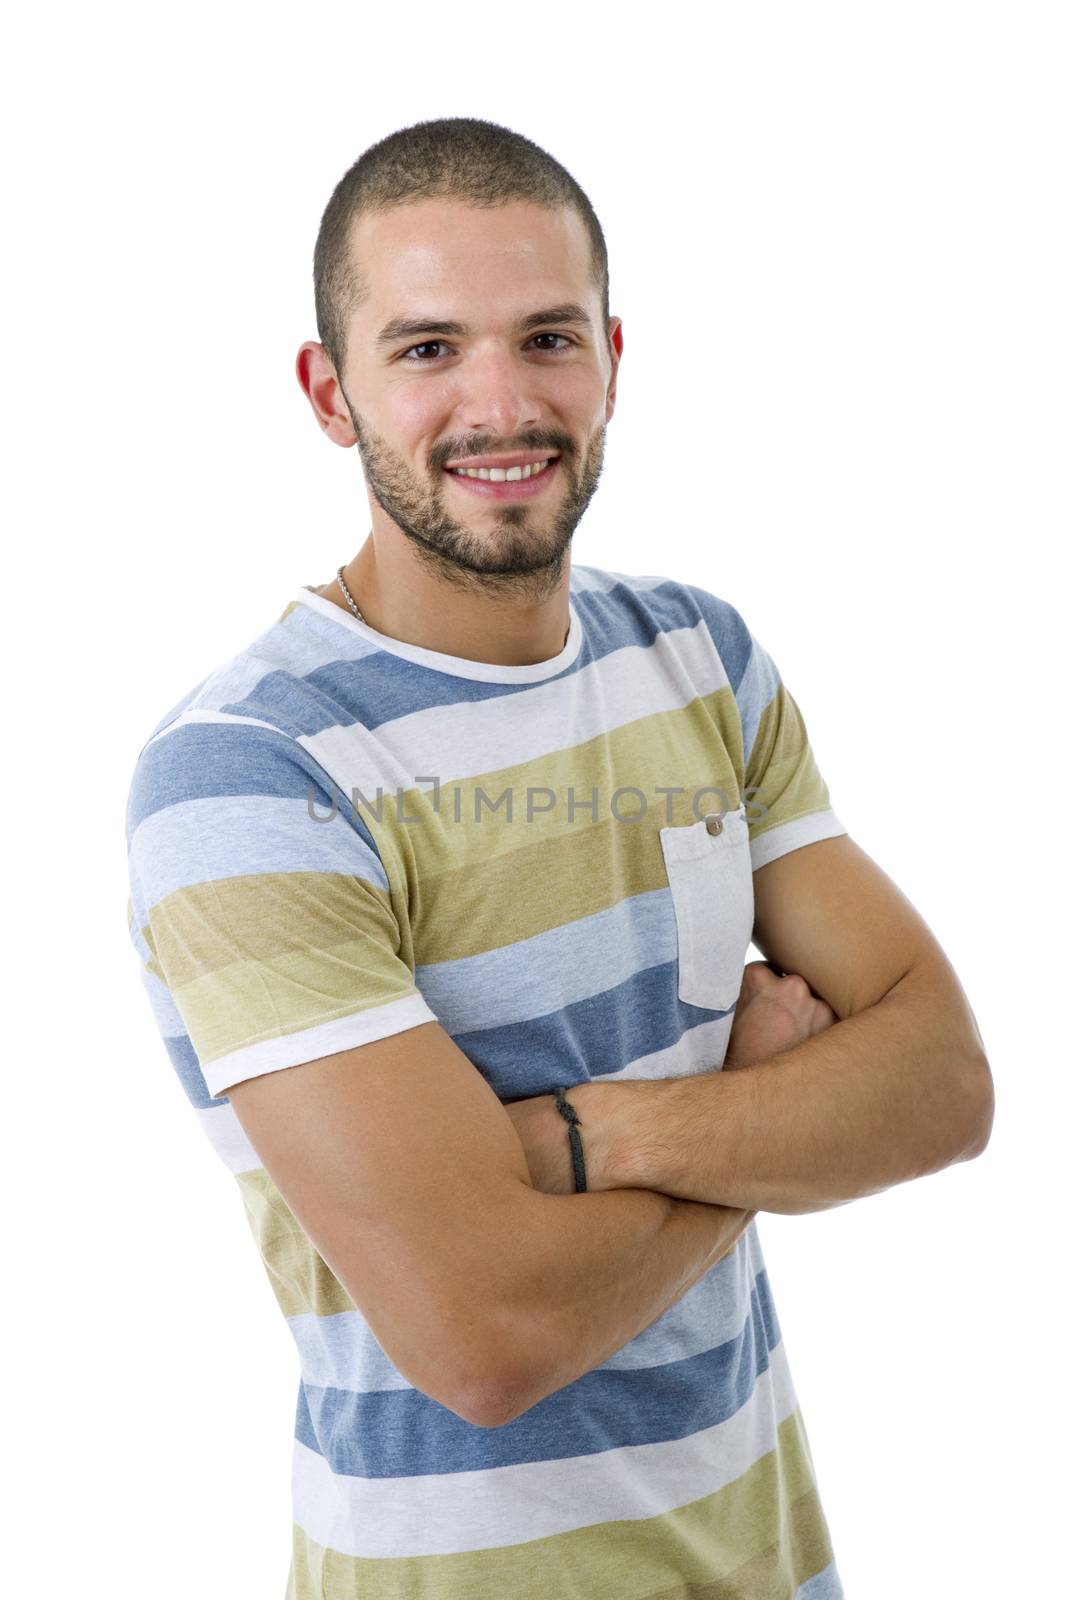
[135,686,832,1018]
[746,751,831,845]
[238,1169,355,1318]
[177,935,419,1069]
[287,1409,834,1599]
[369,692,741,855]
[140,695,749,982]
[746,686,831,845]
[746,683,806,782]
[376,695,743,962]
[144,872,398,989]
[414,792,691,964]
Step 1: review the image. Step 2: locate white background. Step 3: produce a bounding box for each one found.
[5,3,1063,1596]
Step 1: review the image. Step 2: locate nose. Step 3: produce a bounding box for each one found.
[454,346,543,441]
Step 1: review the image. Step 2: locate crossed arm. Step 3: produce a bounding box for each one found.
[506,835,995,1216]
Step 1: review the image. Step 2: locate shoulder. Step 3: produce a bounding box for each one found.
[125,599,369,856]
[569,562,760,692]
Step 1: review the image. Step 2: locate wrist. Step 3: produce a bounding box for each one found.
[568,1078,660,1192]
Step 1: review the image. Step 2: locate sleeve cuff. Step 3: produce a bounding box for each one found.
[202,992,438,1100]
[749,808,848,873]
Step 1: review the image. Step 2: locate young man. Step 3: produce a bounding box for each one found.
[125,117,992,1599]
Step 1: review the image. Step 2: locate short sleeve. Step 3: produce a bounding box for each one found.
[732,624,849,872]
[125,716,437,1101]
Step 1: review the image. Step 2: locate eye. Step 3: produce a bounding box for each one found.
[529,333,574,352]
[400,333,575,363]
[402,341,452,363]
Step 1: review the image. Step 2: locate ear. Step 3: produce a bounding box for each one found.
[295,341,358,448]
[605,318,623,422]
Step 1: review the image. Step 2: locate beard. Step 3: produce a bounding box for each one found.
[338,391,606,604]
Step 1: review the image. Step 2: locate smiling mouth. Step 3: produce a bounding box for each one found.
[444,457,561,500]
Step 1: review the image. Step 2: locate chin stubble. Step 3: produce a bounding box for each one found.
[342,397,607,596]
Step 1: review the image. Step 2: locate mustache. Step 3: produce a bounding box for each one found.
[431,437,571,470]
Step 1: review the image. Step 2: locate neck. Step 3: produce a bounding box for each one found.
[318,539,574,667]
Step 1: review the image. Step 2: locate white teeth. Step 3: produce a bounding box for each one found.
[453,458,554,481]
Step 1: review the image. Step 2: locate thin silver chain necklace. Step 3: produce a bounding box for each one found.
[335,564,365,624]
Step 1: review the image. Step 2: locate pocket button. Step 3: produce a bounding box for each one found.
[705,814,723,835]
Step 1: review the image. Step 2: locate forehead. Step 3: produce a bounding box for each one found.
[348,198,595,320]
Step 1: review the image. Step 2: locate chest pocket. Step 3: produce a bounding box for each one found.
[659,804,754,1011]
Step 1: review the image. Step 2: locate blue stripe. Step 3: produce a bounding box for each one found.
[569,565,672,594]
[795,1557,846,1597]
[163,1031,217,1109]
[225,654,543,736]
[143,929,731,1119]
[136,674,214,750]
[139,966,183,1032]
[685,586,757,698]
[129,791,390,907]
[128,570,751,772]
[570,571,756,701]
[415,885,680,1033]
[137,571,742,742]
[734,634,784,769]
[454,956,733,1103]
[125,721,379,857]
[293,1264,783,1477]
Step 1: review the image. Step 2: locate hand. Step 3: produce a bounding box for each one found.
[723,961,837,1071]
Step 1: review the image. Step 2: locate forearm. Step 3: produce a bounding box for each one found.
[585,963,993,1216]
[486,1185,754,1425]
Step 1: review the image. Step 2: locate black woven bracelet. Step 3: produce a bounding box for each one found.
[552,1086,587,1193]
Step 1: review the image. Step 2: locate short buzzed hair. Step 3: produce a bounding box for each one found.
[313,117,611,381]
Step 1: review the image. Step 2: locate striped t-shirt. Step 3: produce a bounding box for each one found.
[125,563,849,1599]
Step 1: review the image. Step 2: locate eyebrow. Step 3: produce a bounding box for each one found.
[375,303,594,351]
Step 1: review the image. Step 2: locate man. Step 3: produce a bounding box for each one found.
[125,116,993,1599]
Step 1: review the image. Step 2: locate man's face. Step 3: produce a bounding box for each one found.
[336,198,621,588]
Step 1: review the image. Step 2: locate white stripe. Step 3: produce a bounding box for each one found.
[289,1336,800,1560]
[414,889,678,1033]
[201,993,438,1098]
[188,1020,736,1178]
[193,1099,262,1173]
[568,565,671,594]
[181,646,299,710]
[297,618,731,802]
[289,1214,756,1393]
[734,633,781,765]
[602,1012,733,1079]
[128,792,390,902]
[750,810,848,872]
[132,953,188,1033]
[141,707,286,752]
[294,587,585,684]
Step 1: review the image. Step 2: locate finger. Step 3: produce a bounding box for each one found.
[743,961,780,987]
[811,1000,836,1032]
